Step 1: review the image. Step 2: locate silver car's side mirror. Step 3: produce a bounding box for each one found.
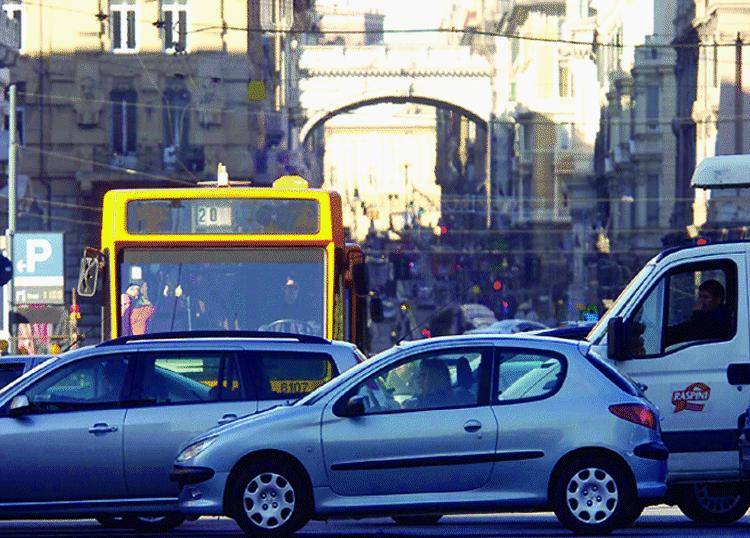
[8,394,31,417]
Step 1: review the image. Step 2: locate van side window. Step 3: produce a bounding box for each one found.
[628,260,737,357]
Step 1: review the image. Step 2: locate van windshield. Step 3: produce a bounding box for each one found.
[587,262,656,344]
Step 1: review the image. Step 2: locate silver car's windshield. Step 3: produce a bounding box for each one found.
[0,357,57,399]
[587,261,657,343]
[119,248,325,336]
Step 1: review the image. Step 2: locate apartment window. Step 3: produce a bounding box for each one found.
[3,82,25,146]
[2,1,23,51]
[713,41,719,88]
[646,85,660,131]
[558,123,573,150]
[162,0,188,53]
[111,1,137,53]
[646,174,660,226]
[558,63,573,98]
[111,89,137,155]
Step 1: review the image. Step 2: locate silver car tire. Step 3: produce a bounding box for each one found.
[95,515,125,528]
[552,455,634,535]
[392,514,442,525]
[676,482,750,525]
[230,460,311,537]
[122,514,185,532]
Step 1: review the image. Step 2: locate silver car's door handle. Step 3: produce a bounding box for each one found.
[88,423,118,435]
[463,420,482,433]
[218,413,238,425]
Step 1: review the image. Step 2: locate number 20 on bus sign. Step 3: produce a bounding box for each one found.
[196,205,232,228]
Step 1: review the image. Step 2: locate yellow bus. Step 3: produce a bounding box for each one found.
[77,174,370,350]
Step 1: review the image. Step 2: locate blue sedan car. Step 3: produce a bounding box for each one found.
[173,335,668,536]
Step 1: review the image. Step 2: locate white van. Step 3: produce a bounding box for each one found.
[587,155,750,524]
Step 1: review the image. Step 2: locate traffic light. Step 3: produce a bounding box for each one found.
[0,255,12,286]
[492,279,503,292]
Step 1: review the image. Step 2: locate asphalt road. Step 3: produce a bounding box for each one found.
[0,506,748,537]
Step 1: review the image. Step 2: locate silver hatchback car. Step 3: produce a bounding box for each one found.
[174,335,668,536]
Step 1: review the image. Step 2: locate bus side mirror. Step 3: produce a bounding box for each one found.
[370,296,384,323]
[77,248,105,298]
[352,264,369,297]
[607,317,628,360]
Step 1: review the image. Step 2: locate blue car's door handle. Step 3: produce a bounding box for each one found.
[218,413,238,425]
[88,423,118,435]
[463,420,482,433]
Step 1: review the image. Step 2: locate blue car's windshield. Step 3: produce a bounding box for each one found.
[0,357,58,399]
[295,346,401,406]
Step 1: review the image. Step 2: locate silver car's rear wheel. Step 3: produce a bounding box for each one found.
[230,460,311,537]
[243,472,296,529]
[553,455,634,535]
[565,467,619,524]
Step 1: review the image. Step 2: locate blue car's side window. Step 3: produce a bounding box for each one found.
[494,349,565,404]
[345,348,487,415]
[23,355,131,412]
[135,352,249,405]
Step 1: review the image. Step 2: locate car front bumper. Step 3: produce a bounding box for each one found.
[175,467,230,516]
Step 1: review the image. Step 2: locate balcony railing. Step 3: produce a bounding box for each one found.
[511,197,571,225]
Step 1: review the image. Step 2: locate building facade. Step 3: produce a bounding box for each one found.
[688,1,750,231]
[5,0,278,341]
[498,0,600,322]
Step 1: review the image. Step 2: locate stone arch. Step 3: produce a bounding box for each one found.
[300,94,488,145]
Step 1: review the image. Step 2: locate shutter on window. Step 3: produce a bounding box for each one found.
[112,10,122,49]
[127,10,136,49]
[164,10,173,49]
[126,93,137,153]
[178,10,187,51]
[112,97,124,153]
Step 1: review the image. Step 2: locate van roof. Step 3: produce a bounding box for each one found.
[691,155,750,188]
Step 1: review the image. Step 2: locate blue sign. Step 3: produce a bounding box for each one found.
[12,233,65,305]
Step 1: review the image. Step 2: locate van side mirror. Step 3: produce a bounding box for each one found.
[339,395,366,417]
[370,296,384,323]
[8,394,30,417]
[607,317,629,360]
[352,264,369,298]
[77,247,105,298]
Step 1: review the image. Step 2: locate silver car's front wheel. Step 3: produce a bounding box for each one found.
[243,472,296,529]
[553,455,634,535]
[565,467,619,524]
[230,461,311,537]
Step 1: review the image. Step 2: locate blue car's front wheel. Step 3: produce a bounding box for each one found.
[229,460,311,537]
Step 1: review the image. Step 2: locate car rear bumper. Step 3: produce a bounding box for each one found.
[740,431,750,476]
[176,470,230,515]
[626,443,669,500]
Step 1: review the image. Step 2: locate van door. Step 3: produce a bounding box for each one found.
[614,255,749,478]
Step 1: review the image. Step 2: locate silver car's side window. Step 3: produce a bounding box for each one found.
[495,350,564,403]
[23,356,131,413]
[349,349,484,414]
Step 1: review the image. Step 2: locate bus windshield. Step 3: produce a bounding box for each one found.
[119,248,325,336]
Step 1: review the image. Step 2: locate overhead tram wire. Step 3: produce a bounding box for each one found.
[20,146,196,187]
[20,0,750,51]
[19,89,750,130]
